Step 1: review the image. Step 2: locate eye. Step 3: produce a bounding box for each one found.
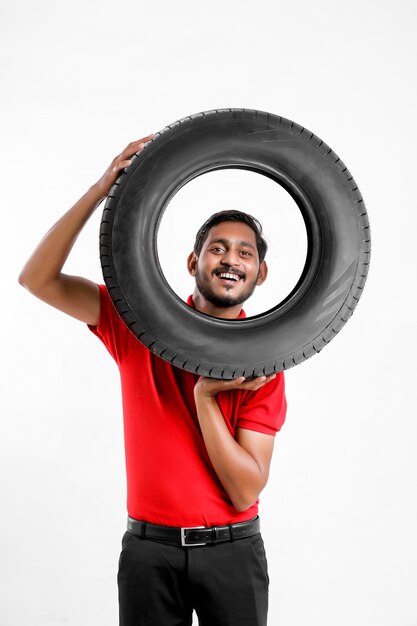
[240,250,252,257]
[210,247,225,253]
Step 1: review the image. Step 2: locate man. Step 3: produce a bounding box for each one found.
[18,135,287,626]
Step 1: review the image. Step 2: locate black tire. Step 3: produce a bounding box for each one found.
[99,108,371,378]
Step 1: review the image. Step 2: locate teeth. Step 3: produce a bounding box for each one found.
[218,272,240,281]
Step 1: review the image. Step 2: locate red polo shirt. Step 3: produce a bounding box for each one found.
[88,284,287,527]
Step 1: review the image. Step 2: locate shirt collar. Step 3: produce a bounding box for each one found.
[186,295,246,319]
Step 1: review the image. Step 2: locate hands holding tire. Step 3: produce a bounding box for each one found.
[93,134,155,200]
[194,374,277,399]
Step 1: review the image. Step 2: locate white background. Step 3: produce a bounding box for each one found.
[1,1,416,624]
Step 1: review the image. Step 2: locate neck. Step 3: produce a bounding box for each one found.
[192,288,243,319]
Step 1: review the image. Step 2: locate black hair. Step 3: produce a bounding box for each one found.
[193,210,268,263]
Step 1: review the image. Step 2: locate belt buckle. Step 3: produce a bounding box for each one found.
[181,526,206,547]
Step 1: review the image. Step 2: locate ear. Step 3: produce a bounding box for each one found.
[256,260,268,286]
[187,251,198,276]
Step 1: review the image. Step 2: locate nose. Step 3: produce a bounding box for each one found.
[220,247,241,267]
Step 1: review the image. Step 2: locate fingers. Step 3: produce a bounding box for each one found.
[194,373,277,400]
[120,134,156,160]
[212,374,276,393]
[95,134,156,199]
[234,374,276,391]
[108,158,133,176]
[117,159,133,169]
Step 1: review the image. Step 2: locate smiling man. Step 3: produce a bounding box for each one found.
[18,138,287,626]
[188,211,268,317]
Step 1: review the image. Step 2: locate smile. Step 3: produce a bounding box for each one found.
[215,272,242,282]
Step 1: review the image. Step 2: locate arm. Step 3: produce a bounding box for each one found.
[194,375,276,512]
[17,135,155,325]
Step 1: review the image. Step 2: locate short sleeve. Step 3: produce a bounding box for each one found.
[87,283,131,364]
[237,372,287,436]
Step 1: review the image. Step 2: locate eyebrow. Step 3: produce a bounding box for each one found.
[207,238,256,250]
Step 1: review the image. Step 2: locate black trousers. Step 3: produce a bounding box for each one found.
[117,530,269,626]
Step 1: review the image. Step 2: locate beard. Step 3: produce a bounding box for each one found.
[194,268,259,308]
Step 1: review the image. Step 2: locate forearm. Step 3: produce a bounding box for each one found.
[18,184,103,292]
[194,394,265,512]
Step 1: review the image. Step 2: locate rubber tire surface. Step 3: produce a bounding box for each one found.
[100,108,371,379]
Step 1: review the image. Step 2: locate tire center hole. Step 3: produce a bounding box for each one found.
[157,169,308,318]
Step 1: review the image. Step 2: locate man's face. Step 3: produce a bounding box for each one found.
[187,221,267,308]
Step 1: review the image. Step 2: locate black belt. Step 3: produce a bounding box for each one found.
[127,515,261,547]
